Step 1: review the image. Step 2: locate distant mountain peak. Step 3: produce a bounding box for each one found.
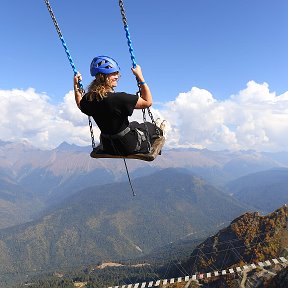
[55,141,83,152]
[0,139,12,147]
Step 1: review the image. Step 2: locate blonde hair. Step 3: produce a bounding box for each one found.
[87,73,113,101]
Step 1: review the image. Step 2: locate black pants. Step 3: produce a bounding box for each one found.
[129,121,163,149]
[101,121,163,155]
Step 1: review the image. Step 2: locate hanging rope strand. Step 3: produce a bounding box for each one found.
[123,159,136,196]
[44,0,96,149]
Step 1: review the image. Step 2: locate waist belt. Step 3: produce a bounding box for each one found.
[101,127,131,139]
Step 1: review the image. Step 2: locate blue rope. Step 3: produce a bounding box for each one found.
[60,36,84,90]
[44,1,83,89]
[124,25,137,68]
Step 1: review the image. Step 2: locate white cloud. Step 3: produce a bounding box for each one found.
[1,81,288,152]
[160,81,288,151]
[0,88,92,149]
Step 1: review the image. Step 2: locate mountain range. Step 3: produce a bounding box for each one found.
[226,168,288,213]
[1,140,288,287]
[1,140,288,229]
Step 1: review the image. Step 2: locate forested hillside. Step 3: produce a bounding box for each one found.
[0,168,249,278]
[13,206,288,288]
[226,168,288,212]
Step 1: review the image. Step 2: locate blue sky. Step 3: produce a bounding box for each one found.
[2,0,288,101]
[1,1,288,151]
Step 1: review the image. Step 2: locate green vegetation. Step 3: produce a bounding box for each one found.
[181,205,288,274]
[6,205,288,288]
[13,264,161,288]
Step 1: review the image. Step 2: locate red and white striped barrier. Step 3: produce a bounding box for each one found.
[107,256,287,288]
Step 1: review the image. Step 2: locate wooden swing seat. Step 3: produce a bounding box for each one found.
[90,136,165,161]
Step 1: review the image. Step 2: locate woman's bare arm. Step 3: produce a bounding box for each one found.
[131,65,152,109]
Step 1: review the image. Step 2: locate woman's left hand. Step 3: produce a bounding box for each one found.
[74,73,82,87]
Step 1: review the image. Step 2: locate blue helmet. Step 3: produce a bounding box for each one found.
[90,55,120,76]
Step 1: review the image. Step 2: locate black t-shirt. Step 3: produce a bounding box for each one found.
[80,92,138,134]
[80,92,139,154]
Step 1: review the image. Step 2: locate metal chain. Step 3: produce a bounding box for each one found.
[148,107,160,136]
[118,0,128,26]
[44,0,96,149]
[44,0,62,38]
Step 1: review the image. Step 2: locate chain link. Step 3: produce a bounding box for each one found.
[44,0,62,38]
[118,0,128,26]
[88,117,96,149]
[147,107,160,136]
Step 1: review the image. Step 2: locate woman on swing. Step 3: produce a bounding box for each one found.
[74,55,164,156]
